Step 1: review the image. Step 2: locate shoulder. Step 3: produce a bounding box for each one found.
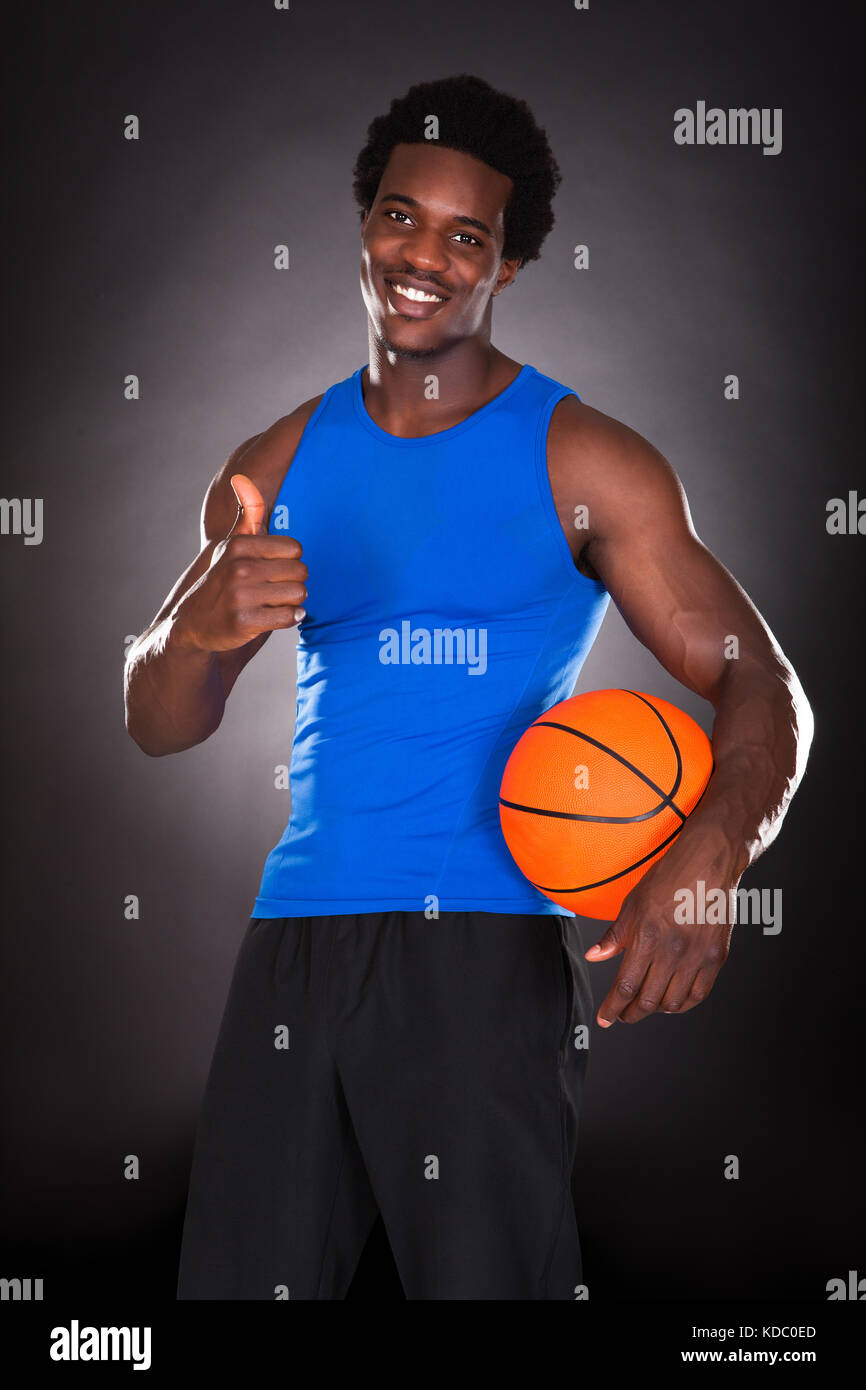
[201,392,325,543]
[546,391,692,536]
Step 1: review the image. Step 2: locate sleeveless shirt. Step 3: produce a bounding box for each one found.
[252,362,610,917]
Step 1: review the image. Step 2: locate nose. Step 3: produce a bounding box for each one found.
[397,225,450,274]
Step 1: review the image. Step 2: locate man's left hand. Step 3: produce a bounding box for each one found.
[585,859,735,1026]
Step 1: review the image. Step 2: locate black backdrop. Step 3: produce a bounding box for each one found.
[1,0,863,1313]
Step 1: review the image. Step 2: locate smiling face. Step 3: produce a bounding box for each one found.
[360,142,522,357]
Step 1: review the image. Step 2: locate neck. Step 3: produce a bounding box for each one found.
[361,332,521,438]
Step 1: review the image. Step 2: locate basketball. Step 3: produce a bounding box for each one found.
[499,689,714,920]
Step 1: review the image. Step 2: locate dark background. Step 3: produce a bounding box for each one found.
[1,0,863,1303]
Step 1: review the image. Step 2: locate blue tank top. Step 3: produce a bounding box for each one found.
[252,362,610,918]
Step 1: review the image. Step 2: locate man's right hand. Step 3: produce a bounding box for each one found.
[171,473,308,653]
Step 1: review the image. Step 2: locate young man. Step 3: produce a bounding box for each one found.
[124,75,812,1300]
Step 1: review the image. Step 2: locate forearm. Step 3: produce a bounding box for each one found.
[673,659,814,883]
[124,614,226,757]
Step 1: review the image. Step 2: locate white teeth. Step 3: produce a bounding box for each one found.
[390,281,444,303]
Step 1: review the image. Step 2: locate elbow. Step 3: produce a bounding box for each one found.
[124,715,213,758]
[124,716,176,758]
[764,658,815,785]
[123,704,221,757]
[718,653,815,784]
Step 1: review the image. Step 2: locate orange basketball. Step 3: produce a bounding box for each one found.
[499,689,714,920]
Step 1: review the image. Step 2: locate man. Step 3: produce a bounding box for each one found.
[124,74,812,1300]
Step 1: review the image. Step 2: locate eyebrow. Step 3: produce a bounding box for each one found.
[378,192,492,238]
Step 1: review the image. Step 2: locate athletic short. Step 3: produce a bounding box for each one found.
[176,909,593,1301]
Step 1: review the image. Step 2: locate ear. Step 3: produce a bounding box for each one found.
[492,257,522,295]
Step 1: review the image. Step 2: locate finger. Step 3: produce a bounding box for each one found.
[238,604,306,634]
[224,534,304,564]
[237,581,308,609]
[585,923,625,962]
[653,959,702,1015]
[596,938,657,1028]
[223,554,307,589]
[667,930,729,1013]
[669,960,721,1014]
[229,473,269,537]
[618,958,680,1024]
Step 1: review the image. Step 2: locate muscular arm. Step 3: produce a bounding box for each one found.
[124,399,320,757]
[547,396,814,1022]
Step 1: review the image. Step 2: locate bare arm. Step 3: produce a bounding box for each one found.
[548,397,814,1022]
[124,402,318,756]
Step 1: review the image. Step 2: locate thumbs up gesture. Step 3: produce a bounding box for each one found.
[227,473,270,538]
[172,473,308,653]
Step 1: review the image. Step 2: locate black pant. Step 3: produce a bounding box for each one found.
[176,910,592,1300]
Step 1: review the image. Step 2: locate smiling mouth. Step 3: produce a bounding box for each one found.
[386,278,446,303]
[382,277,450,324]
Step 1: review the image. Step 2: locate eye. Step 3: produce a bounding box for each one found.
[382,209,482,247]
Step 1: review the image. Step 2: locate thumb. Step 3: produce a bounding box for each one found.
[229,473,268,536]
[585,921,625,961]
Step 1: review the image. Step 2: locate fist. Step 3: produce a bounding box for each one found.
[173,473,308,653]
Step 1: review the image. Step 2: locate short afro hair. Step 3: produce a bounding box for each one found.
[352,74,562,271]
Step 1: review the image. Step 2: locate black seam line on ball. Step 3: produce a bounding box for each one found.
[530,822,684,895]
[624,689,684,804]
[498,796,679,825]
[530,721,683,818]
[512,709,685,822]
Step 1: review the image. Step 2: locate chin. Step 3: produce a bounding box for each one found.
[378,329,442,360]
